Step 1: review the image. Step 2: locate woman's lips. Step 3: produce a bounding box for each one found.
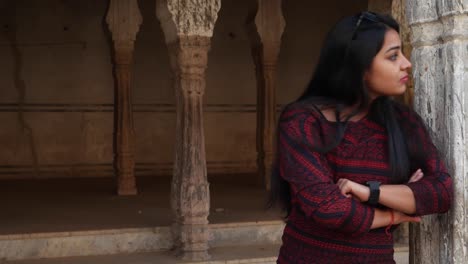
[400,75,409,83]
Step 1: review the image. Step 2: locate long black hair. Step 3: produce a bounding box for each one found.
[269,12,428,217]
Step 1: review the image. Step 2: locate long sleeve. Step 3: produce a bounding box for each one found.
[404,111,453,216]
[278,105,374,237]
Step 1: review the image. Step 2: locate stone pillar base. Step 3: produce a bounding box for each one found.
[176,250,211,261]
[117,185,137,196]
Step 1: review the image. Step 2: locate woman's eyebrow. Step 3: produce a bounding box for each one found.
[385,46,401,53]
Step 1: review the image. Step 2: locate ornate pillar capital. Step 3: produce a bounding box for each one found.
[156,0,221,43]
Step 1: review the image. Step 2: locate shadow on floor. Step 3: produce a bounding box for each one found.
[0,174,282,234]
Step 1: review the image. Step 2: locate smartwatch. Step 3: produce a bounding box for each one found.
[366,181,381,206]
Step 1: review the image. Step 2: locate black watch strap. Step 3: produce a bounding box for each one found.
[366,181,381,206]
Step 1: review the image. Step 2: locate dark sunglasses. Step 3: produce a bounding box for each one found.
[342,12,382,62]
[351,11,381,40]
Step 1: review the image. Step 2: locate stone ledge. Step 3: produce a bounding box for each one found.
[0,221,285,261]
[0,221,410,263]
[2,244,410,264]
[1,245,279,264]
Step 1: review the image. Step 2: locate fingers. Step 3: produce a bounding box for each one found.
[336,178,346,190]
[395,211,422,224]
[337,179,347,196]
[408,168,424,183]
[337,179,351,198]
[405,215,421,223]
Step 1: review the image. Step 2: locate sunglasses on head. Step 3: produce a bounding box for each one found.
[342,12,382,62]
[351,11,381,40]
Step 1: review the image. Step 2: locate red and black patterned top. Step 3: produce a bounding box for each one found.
[276,102,453,264]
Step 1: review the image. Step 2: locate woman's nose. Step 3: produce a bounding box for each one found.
[402,55,412,70]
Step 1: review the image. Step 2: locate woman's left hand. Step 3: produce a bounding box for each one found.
[336,178,370,202]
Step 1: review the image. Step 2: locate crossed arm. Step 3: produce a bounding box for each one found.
[336,138,453,230]
[337,169,424,229]
[337,115,454,229]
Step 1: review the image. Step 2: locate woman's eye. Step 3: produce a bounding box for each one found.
[390,54,398,61]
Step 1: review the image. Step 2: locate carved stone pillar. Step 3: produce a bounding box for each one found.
[368,0,393,14]
[407,0,468,263]
[156,0,221,260]
[247,0,285,189]
[106,0,142,195]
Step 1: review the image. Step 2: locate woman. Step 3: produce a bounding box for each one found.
[271,12,453,263]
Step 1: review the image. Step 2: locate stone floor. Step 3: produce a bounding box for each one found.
[0,175,281,235]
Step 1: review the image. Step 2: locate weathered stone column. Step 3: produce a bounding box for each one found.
[407,1,467,263]
[106,0,142,195]
[247,0,285,189]
[156,0,220,260]
[368,0,392,14]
